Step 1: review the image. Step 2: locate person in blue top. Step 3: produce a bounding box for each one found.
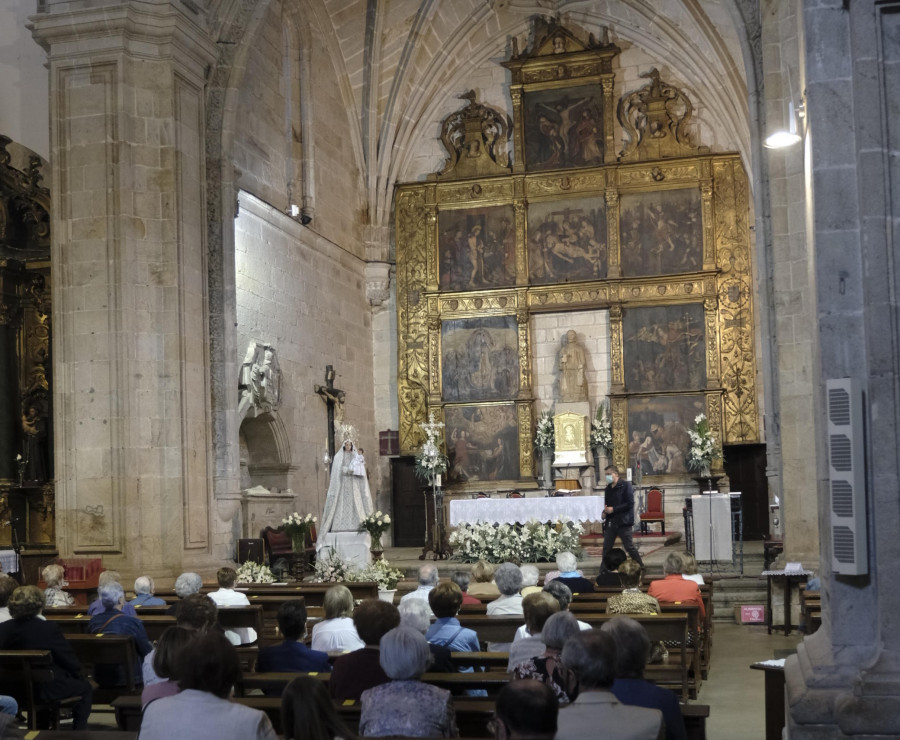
[88,581,154,687]
[257,600,331,683]
[602,615,686,740]
[425,581,481,652]
[87,570,137,616]
[129,576,167,608]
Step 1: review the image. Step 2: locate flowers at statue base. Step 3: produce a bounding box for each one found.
[359,511,392,550]
[281,512,317,550]
[449,518,584,563]
[311,550,404,590]
[687,413,720,472]
[589,402,612,451]
[357,558,404,591]
[535,411,555,453]
[235,560,276,584]
[314,549,354,583]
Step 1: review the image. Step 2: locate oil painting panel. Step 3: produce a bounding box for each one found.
[619,188,702,277]
[627,394,706,478]
[442,316,520,403]
[527,196,607,284]
[445,403,520,484]
[523,84,605,171]
[438,205,516,291]
[623,304,706,392]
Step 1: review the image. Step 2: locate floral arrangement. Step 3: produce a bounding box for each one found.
[415,411,449,484]
[313,549,354,583]
[359,511,392,550]
[312,550,405,591]
[235,560,276,584]
[357,558,405,591]
[281,512,317,551]
[534,411,555,453]
[589,402,612,451]
[687,413,719,473]
[449,518,584,563]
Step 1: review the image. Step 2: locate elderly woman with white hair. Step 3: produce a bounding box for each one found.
[546,551,595,594]
[399,598,454,672]
[513,610,581,705]
[165,571,203,615]
[129,576,166,607]
[41,563,75,607]
[485,562,525,616]
[520,564,542,596]
[88,581,153,686]
[310,585,364,652]
[88,570,137,616]
[359,626,457,737]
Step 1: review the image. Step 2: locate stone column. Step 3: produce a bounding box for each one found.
[31,0,219,576]
[785,1,900,736]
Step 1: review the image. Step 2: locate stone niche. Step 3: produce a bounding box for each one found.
[241,485,296,539]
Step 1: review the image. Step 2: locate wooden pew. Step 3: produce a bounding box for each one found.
[0,650,85,730]
[46,614,177,642]
[65,634,141,704]
[455,612,693,700]
[235,670,511,697]
[153,581,380,606]
[113,692,708,740]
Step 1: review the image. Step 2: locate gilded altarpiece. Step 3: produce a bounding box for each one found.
[395,22,758,489]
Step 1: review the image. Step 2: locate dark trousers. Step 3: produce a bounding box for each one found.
[602,522,644,566]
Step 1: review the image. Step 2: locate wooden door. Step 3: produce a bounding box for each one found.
[723,443,769,540]
[391,456,427,547]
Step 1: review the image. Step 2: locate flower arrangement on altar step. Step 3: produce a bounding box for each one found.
[313,549,354,583]
[415,411,449,484]
[449,519,585,563]
[281,512,318,551]
[589,402,612,451]
[357,558,404,591]
[311,550,404,591]
[534,411,555,454]
[359,511,392,551]
[235,560,276,584]
[687,413,719,474]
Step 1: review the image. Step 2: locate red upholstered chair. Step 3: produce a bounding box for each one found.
[640,487,666,534]
[506,491,524,498]
[472,492,491,499]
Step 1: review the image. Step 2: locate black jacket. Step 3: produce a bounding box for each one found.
[604,478,635,528]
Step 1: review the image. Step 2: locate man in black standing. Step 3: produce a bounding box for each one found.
[600,465,644,570]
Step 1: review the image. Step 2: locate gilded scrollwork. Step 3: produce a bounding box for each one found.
[610,397,627,470]
[436,180,514,205]
[525,172,605,197]
[618,69,710,162]
[617,164,698,186]
[704,297,720,388]
[433,91,511,181]
[517,402,534,476]
[609,305,624,391]
[527,284,610,310]
[438,293,519,314]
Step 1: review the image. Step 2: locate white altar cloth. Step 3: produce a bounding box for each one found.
[692,493,732,561]
[449,495,605,527]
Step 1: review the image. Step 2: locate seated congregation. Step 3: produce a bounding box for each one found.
[0,552,708,738]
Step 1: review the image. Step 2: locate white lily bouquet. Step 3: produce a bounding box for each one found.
[235,560,276,584]
[589,402,612,451]
[687,413,719,474]
[313,549,354,583]
[281,511,317,552]
[359,510,392,551]
[358,558,404,591]
[535,411,555,453]
[415,411,449,485]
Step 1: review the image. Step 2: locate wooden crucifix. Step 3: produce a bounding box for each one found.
[314,365,345,461]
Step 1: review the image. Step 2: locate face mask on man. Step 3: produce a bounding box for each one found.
[605,474,613,483]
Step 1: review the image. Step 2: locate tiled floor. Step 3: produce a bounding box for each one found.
[699,622,802,739]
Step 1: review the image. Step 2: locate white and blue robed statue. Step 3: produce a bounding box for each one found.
[318,424,374,568]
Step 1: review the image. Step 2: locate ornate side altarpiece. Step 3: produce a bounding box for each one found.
[396,21,758,490]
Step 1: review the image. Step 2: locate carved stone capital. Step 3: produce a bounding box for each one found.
[365,261,392,307]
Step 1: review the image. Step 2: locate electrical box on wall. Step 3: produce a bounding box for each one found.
[826,378,868,575]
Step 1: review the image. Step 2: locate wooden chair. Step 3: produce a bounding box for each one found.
[0,650,85,730]
[640,487,666,534]
[472,491,491,499]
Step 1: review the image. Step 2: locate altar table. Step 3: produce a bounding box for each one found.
[449,495,605,527]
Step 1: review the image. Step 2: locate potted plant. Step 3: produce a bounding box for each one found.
[280,512,317,553]
[687,413,719,477]
[359,558,405,602]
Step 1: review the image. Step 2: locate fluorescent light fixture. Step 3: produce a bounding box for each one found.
[765,101,802,149]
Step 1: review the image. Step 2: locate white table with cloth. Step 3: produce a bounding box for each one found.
[449,495,605,526]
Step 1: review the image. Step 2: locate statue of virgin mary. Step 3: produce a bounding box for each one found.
[319,425,374,540]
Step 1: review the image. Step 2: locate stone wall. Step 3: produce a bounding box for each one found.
[234,191,375,525]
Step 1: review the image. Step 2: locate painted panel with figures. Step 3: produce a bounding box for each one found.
[445,403,520,484]
[441,316,520,403]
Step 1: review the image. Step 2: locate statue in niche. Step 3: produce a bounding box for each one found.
[558,330,588,403]
[240,342,282,414]
[22,400,49,482]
